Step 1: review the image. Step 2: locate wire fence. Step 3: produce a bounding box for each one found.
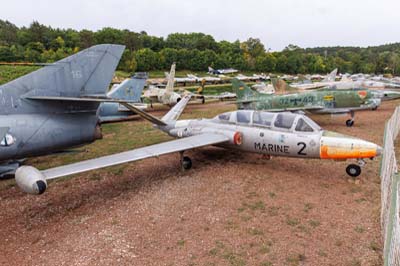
[380,106,400,266]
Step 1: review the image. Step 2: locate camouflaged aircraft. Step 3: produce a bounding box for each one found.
[14,94,381,195]
[233,79,381,127]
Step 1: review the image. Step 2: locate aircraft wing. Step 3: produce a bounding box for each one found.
[266,106,325,112]
[24,96,139,103]
[41,133,229,180]
[236,99,258,104]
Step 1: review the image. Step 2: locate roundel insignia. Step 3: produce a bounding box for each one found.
[358,91,367,99]
[239,86,244,90]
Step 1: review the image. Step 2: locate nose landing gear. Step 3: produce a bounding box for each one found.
[346,164,361,177]
[346,159,365,177]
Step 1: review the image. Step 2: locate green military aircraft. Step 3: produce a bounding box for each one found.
[233,79,381,127]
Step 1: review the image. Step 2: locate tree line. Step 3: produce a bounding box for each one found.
[1,20,400,75]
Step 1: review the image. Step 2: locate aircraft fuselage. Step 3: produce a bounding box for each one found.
[0,113,101,162]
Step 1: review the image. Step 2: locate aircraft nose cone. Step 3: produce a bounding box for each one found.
[376,145,383,156]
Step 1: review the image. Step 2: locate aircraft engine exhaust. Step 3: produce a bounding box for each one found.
[15,166,47,195]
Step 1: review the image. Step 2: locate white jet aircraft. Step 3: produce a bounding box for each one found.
[14,95,381,195]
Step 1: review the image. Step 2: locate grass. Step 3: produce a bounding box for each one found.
[354,225,365,233]
[177,239,185,247]
[209,248,218,256]
[318,249,327,257]
[247,227,264,236]
[259,241,273,254]
[247,201,266,211]
[286,217,300,227]
[309,219,321,228]
[349,258,361,266]
[222,251,246,266]
[303,203,313,212]
[286,253,306,266]
[369,241,380,252]
[210,241,246,266]
[267,206,280,216]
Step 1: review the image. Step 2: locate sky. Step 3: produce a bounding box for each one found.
[1,0,399,51]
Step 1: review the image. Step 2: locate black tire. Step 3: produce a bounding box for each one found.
[346,119,354,127]
[182,156,192,170]
[0,173,15,180]
[346,164,361,177]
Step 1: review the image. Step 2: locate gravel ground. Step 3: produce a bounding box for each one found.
[0,100,398,266]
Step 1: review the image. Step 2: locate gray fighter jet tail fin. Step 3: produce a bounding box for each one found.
[7,44,125,100]
[107,72,148,102]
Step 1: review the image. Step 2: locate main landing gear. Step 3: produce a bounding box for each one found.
[346,111,355,127]
[346,159,365,178]
[180,151,192,170]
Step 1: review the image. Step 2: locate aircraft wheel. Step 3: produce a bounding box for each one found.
[0,173,14,180]
[202,98,205,104]
[346,119,354,127]
[346,164,361,177]
[182,156,192,170]
[372,106,378,111]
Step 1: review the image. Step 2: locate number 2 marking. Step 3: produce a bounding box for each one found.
[297,142,307,155]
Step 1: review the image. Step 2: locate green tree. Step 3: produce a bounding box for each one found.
[50,36,65,50]
[255,53,277,72]
[118,49,137,72]
[135,48,159,71]
[79,29,94,49]
[94,27,124,44]
[0,20,18,46]
[0,46,15,61]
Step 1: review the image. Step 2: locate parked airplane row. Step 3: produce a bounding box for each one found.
[0,44,393,197]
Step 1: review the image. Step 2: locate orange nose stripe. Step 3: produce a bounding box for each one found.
[320,145,377,159]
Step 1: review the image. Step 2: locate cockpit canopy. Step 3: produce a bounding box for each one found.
[213,110,321,133]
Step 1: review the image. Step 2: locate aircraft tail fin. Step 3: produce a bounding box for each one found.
[118,90,191,126]
[232,78,259,100]
[271,78,297,94]
[162,94,191,123]
[322,68,337,82]
[166,63,176,93]
[107,72,148,102]
[107,73,148,102]
[9,44,125,100]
